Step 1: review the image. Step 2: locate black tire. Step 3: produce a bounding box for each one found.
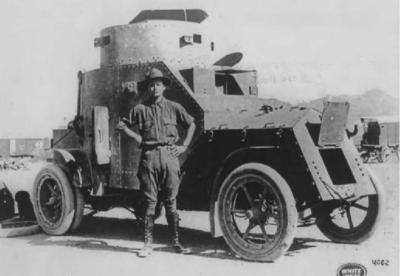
[316,166,383,243]
[218,163,297,262]
[69,187,85,232]
[32,164,75,235]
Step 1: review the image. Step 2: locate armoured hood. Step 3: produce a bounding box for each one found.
[193,95,315,130]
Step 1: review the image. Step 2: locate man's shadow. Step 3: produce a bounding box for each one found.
[21,216,235,260]
[19,215,334,261]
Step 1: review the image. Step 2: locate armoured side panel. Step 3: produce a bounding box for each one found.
[111,65,143,189]
[340,136,375,197]
[81,67,123,188]
[81,62,205,189]
[81,68,116,157]
[82,67,141,189]
[294,110,376,201]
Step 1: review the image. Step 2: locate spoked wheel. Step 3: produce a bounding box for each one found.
[32,164,75,235]
[316,167,383,243]
[218,163,297,262]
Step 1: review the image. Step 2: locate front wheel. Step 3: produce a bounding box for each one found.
[218,163,297,262]
[32,164,75,235]
[316,166,384,243]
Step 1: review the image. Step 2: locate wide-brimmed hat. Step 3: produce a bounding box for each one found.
[138,68,171,89]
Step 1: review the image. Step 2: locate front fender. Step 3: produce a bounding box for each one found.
[53,149,76,166]
[51,148,93,188]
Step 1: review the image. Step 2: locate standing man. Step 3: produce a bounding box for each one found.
[117,68,196,257]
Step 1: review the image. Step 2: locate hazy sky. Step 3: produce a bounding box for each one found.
[0,0,398,138]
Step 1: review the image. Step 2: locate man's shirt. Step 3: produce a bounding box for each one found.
[130,97,194,144]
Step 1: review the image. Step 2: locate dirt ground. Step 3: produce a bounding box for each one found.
[0,158,398,276]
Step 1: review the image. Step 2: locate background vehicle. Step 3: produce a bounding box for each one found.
[353,116,399,163]
[32,9,382,261]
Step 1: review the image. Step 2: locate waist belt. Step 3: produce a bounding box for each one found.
[141,141,174,151]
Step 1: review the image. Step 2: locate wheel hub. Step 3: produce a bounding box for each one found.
[247,199,270,225]
[39,177,64,224]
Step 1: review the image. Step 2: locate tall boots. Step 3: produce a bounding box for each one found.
[138,215,154,258]
[166,212,191,254]
[138,213,191,257]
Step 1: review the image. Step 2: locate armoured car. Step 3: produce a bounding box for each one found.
[32,9,383,261]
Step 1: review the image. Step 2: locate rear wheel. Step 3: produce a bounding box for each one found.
[32,164,75,235]
[218,163,297,262]
[316,167,383,243]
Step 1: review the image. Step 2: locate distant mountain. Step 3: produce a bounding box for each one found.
[306,89,399,124]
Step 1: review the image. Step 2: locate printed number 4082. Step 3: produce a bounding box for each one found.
[372,259,389,266]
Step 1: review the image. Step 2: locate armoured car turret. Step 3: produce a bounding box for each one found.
[33,9,383,261]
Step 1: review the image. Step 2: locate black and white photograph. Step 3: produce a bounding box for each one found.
[0,1,398,275]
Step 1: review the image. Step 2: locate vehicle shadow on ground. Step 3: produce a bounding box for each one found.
[285,237,333,257]
[18,216,334,261]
